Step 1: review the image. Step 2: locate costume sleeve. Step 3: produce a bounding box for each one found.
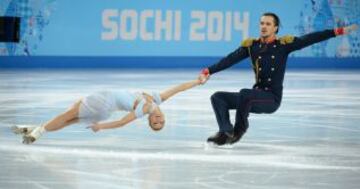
[285,29,336,53]
[207,45,250,75]
[152,92,162,105]
[134,100,146,118]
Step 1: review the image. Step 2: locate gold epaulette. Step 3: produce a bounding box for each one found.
[279,35,295,45]
[241,38,255,47]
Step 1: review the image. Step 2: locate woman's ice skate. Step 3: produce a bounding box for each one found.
[22,126,45,144]
[11,125,36,135]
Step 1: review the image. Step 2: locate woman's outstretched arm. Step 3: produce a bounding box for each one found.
[87,112,137,132]
[160,79,201,102]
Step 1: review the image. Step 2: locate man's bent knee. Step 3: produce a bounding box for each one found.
[211,91,225,102]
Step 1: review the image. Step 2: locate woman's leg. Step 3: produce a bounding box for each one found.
[43,100,81,132]
[23,100,82,144]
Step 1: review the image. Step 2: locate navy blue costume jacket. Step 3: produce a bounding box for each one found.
[207,29,336,103]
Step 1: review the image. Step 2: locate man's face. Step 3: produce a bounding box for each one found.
[260,16,278,38]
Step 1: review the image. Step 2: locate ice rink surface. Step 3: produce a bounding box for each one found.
[0,69,359,189]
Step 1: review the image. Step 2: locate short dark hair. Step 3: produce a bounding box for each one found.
[262,12,280,34]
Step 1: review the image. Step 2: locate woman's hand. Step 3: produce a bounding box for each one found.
[198,68,210,84]
[86,123,102,132]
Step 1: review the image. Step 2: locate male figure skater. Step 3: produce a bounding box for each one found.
[199,12,358,145]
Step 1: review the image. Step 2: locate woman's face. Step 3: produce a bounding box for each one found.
[148,107,165,131]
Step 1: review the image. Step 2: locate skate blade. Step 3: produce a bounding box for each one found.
[11,125,29,135]
[11,125,35,135]
[204,142,234,150]
[22,135,36,144]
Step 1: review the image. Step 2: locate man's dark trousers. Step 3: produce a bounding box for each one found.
[210,88,280,134]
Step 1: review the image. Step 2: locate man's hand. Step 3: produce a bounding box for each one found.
[344,24,358,34]
[336,24,358,35]
[199,68,210,84]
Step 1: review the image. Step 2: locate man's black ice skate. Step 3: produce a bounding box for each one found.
[207,131,233,146]
[230,129,245,144]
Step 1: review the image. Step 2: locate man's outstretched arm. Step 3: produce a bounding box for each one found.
[285,24,358,53]
[198,39,254,84]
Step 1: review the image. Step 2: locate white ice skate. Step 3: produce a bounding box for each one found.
[11,125,36,135]
[22,126,46,144]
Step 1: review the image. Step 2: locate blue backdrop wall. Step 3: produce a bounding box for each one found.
[0,0,359,68]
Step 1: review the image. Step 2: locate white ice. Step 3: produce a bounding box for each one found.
[0,69,359,189]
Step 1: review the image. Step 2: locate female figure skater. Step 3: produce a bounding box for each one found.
[13,78,202,144]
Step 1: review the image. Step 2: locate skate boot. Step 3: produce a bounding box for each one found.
[11,125,36,135]
[207,131,233,146]
[23,126,46,144]
[230,128,245,144]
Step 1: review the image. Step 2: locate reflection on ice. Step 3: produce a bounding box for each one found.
[0,70,360,189]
